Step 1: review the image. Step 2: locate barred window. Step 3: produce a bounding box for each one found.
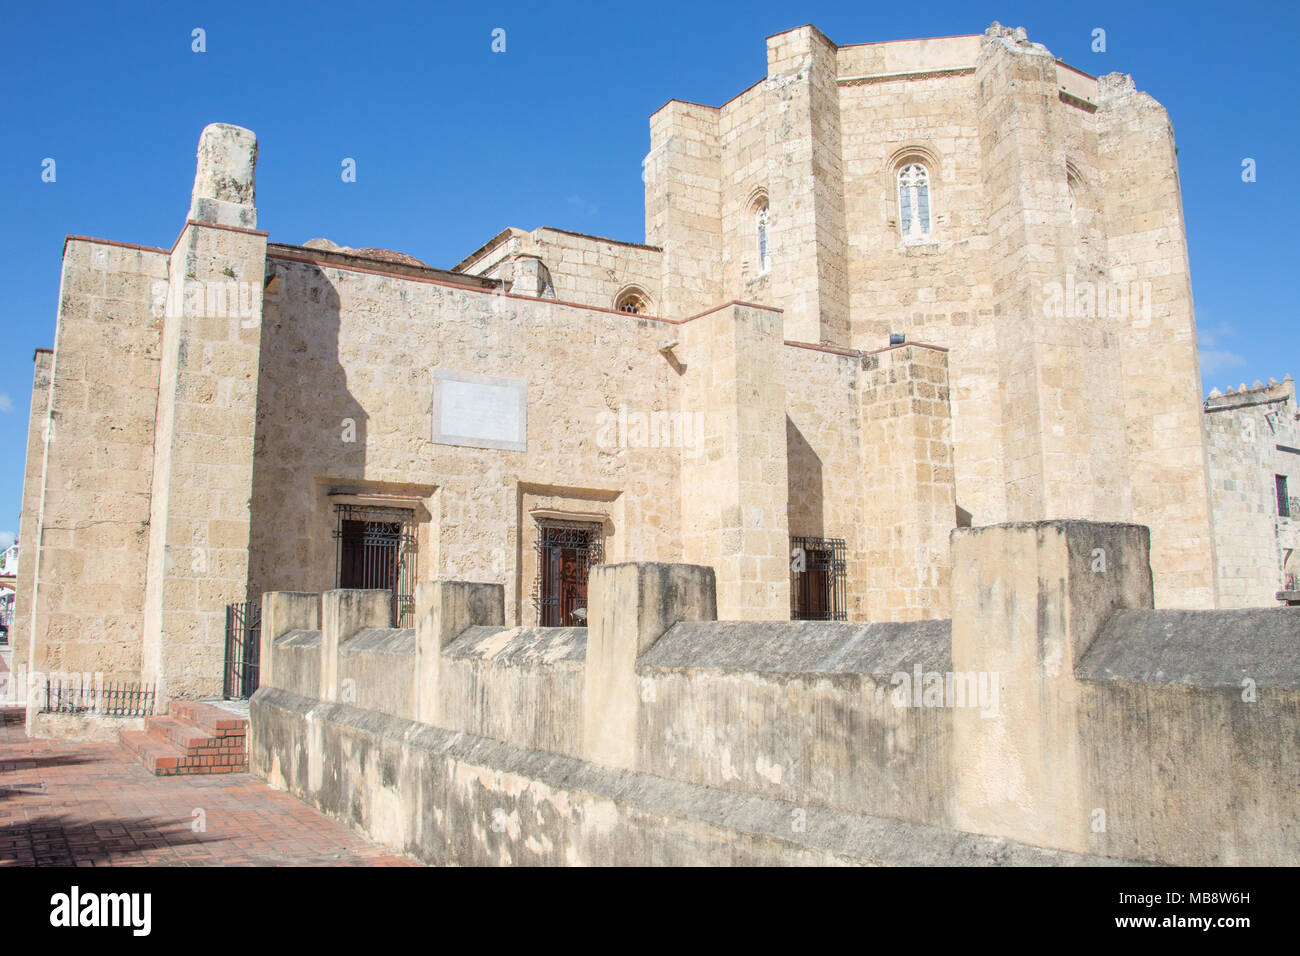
[532,519,603,626]
[790,536,847,621]
[333,504,417,627]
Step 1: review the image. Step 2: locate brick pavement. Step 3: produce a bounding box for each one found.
[0,708,416,866]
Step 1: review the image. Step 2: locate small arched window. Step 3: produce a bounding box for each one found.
[898,163,931,240]
[615,289,648,314]
[755,202,770,274]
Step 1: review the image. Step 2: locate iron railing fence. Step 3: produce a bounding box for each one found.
[39,677,156,717]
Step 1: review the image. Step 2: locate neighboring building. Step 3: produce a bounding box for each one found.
[7,22,1276,714]
[1204,378,1300,606]
[0,542,18,577]
[0,542,17,643]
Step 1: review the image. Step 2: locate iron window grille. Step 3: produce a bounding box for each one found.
[790,535,848,621]
[334,504,417,627]
[532,519,604,627]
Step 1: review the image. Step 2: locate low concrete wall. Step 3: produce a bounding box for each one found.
[271,630,321,700]
[1076,608,1300,866]
[251,520,1300,866]
[438,625,586,757]
[338,628,416,721]
[251,686,1109,866]
[637,619,954,826]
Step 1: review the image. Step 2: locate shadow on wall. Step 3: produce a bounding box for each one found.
[786,416,823,538]
[248,263,367,598]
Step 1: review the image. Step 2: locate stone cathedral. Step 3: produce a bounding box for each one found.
[9,21,1297,724]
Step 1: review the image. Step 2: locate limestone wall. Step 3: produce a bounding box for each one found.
[643,22,1217,608]
[1203,379,1300,607]
[454,227,663,315]
[858,344,955,618]
[7,349,53,701]
[644,101,723,320]
[248,253,685,624]
[678,303,790,619]
[24,238,167,695]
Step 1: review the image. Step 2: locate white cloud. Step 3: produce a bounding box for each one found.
[1198,323,1247,377]
[1199,348,1247,376]
[0,531,15,550]
[565,195,600,216]
[0,393,12,414]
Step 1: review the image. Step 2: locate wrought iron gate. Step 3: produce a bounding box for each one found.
[334,504,417,626]
[533,519,603,626]
[223,600,261,699]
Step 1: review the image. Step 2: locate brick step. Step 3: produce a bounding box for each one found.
[119,701,249,776]
[119,729,186,775]
[168,701,247,739]
[144,715,241,754]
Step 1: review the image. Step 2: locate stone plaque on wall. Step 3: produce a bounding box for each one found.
[432,370,527,452]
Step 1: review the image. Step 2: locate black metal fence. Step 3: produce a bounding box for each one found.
[39,677,156,717]
[223,599,261,700]
[790,535,848,621]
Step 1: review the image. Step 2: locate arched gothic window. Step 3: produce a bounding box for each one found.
[615,289,648,314]
[756,202,770,273]
[898,163,931,240]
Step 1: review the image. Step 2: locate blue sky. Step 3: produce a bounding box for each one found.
[1,0,1296,544]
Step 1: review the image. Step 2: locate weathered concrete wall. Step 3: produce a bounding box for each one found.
[253,522,1289,868]
[1077,607,1300,866]
[438,625,585,758]
[250,686,1105,866]
[254,519,1298,865]
[338,628,416,721]
[269,629,321,701]
[637,618,953,826]
[951,520,1300,865]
